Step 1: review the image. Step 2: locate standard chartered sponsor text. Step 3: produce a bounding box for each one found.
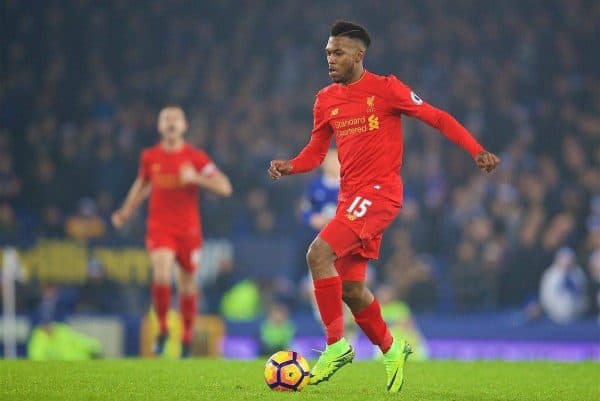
[334,116,369,137]
[334,116,366,129]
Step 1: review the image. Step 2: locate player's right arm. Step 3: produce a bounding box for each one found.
[269,95,333,180]
[112,151,152,229]
[111,178,151,228]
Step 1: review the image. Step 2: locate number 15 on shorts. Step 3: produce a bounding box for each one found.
[347,196,372,218]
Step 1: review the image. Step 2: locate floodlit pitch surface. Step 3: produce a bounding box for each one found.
[1,359,598,401]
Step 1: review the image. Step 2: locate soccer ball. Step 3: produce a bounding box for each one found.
[264,350,310,391]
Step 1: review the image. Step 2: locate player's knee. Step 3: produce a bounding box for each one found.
[151,250,175,284]
[152,264,171,284]
[306,239,335,269]
[342,281,365,304]
[180,283,197,296]
[178,272,197,295]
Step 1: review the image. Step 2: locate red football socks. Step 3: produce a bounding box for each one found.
[313,276,344,345]
[353,298,393,353]
[151,283,171,335]
[179,294,197,345]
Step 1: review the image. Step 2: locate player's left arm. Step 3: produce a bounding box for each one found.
[387,76,500,173]
[181,166,232,197]
[181,154,233,197]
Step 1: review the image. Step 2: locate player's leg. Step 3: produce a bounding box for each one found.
[175,238,201,358]
[176,269,197,357]
[337,254,412,393]
[336,254,393,352]
[149,247,176,355]
[306,237,342,344]
[343,280,396,354]
[307,221,360,384]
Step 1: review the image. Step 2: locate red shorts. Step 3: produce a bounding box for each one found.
[319,185,402,281]
[146,230,202,273]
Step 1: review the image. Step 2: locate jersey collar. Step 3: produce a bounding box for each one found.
[347,69,368,86]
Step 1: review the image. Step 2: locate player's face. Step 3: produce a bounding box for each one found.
[158,107,188,141]
[325,36,364,84]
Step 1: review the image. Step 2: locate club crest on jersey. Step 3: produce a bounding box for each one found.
[151,163,161,172]
[330,107,339,116]
[368,114,379,131]
[366,96,376,112]
[410,91,423,105]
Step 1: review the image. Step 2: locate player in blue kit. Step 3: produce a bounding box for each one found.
[300,149,340,232]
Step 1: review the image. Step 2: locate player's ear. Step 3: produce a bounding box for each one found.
[181,113,189,132]
[355,49,365,63]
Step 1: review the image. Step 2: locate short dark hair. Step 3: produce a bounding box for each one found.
[161,104,184,111]
[330,20,371,48]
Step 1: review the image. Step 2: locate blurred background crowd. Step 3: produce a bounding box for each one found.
[1,0,599,344]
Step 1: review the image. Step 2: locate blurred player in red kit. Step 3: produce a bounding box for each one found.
[113,106,232,357]
[269,21,500,392]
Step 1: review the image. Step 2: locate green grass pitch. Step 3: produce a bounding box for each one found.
[1,359,598,401]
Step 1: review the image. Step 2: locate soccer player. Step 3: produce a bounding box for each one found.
[112,105,232,357]
[268,21,500,392]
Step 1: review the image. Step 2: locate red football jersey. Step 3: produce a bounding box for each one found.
[138,143,216,234]
[291,71,484,203]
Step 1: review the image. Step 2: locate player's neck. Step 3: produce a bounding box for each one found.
[161,139,185,152]
[343,66,365,86]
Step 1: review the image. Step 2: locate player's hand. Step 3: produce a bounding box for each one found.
[475,151,500,173]
[111,209,130,229]
[268,160,293,180]
[180,165,198,185]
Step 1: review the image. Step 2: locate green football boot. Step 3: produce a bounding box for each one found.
[383,339,412,392]
[309,337,355,385]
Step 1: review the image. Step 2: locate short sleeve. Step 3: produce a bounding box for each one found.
[193,150,217,177]
[385,75,426,118]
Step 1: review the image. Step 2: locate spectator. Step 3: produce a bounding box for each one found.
[65,198,106,241]
[587,250,600,321]
[451,240,487,310]
[76,259,121,313]
[38,205,64,238]
[260,303,296,356]
[540,247,588,324]
[27,321,102,361]
[0,152,21,203]
[220,280,261,322]
[499,207,545,306]
[383,229,437,312]
[0,202,19,241]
